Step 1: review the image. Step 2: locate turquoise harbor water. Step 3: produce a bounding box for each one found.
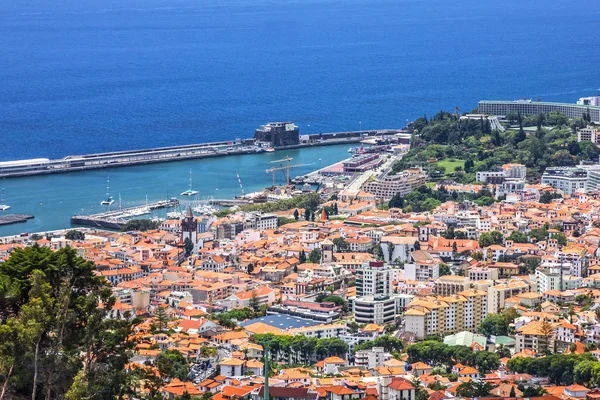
[0,145,351,235]
[1,0,600,233]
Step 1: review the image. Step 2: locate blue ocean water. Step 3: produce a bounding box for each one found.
[1,0,600,161]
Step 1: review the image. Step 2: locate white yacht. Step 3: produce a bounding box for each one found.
[181,169,199,196]
[100,177,114,205]
[0,188,9,211]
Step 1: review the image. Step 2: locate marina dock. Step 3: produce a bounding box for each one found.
[70,199,179,230]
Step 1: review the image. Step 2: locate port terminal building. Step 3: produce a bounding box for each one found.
[478,100,600,123]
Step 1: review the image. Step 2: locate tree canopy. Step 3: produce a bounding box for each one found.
[0,245,135,399]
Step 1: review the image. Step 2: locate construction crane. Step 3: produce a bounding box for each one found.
[265,163,306,187]
[270,156,293,183]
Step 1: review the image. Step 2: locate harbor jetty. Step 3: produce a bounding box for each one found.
[70,199,179,229]
[0,125,407,178]
[0,214,35,226]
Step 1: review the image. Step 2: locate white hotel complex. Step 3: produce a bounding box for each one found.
[478,99,600,122]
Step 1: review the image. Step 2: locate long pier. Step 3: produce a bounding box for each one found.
[0,129,405,178]
[70,199,179,229]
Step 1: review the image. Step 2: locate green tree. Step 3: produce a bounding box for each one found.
[64,230,85,241]
[478,231,504,247]
[298,250,307,264]
[121,219,160,232]
[183,237,194,257]
[304,208,310,221]
[414,240,420,250]
[539,191,562,204]
[309,249,322,264]
[155,306,169,332]
[495,344,512,358]
[456,380,493,398]
[555,233,568,247]
[155,350,188,381]
[332,237,350,252]
[507,231,528,243]
[439,263,451,277]
[479,308,518,337]
[0,246,134,399]
[249,291,260,312]
[373,244,384,261]
[293,209,299,221]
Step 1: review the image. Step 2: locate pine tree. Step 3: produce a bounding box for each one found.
[293,209,299,221]
[155,305,169,332]
[304,208,310,221]
[299,250,307,264]
[249,291,260,312]
[184,237,194,257]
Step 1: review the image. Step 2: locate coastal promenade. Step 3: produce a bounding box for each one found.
[0,129,403,178]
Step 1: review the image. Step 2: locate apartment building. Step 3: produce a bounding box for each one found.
[434,275,471,296]
[245,212,278,231]
[577,126,598,143]
[515,320,556,353]
[356,262,393,297]
[354,347,393,369]
[535,266,564,293]
[476,163,526,184]
[404,260,440,282]
[558,246,589,277]
[487,280,532,313]
[468,266,499,281]
[404,290,487,340]
[288,323,348,339]
[353,295,397,325]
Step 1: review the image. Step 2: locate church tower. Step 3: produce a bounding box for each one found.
[321,238,334,264]
[181,206,197,253]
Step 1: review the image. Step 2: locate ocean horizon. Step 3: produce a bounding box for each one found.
[1,0,600,161]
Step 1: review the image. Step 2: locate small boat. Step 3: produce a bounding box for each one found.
[167,211,185,219]
[265,147,275,152]
[0,188,9,211]
[181,169,199,196]
[101,177,114,205]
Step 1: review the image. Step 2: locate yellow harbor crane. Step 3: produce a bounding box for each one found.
[266,162,306,187]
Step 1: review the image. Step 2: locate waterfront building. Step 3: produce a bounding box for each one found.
[362,168,425,200]
[478,99,600,122]
[254,122,299,147]
[577,96,600,106]
[342,153,381,173]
